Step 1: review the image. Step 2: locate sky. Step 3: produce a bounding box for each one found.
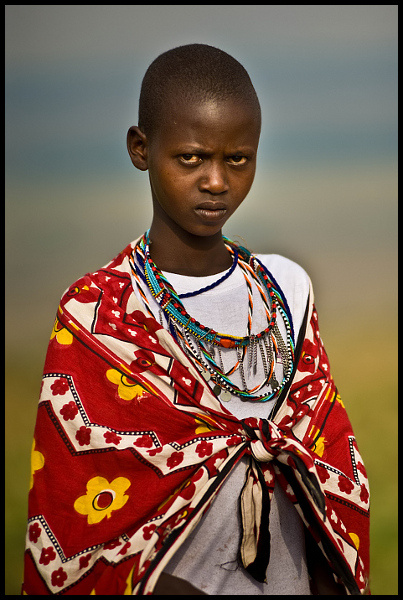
[5,5,398,352]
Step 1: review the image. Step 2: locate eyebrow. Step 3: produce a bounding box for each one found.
[177,145,256,155]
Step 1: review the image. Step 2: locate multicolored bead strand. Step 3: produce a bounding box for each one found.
[132,231,295,402]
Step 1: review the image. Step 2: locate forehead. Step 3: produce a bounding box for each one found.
[153,98,260,150]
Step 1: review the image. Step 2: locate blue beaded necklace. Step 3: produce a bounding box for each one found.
[132,231,295,402]
[178,246,239,299]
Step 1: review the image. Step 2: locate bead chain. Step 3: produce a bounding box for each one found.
[132,232,295,402]
[140,232,280,349]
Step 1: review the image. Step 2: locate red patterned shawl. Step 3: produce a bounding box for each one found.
[23,240,370,595]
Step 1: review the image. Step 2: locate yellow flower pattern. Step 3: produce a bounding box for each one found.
[30,439,45,490]
[106,369,147,401]
[312,435,326,457]
[349,532,360,550]
[74,476,130,524]
[50,318,73,345]
[309,425,326,457]
[194,414,219,435]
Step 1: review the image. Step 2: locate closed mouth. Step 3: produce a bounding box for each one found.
[196,201,227,211]
[194,205,227,220]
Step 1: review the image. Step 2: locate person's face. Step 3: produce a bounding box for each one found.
[128,98,260,240]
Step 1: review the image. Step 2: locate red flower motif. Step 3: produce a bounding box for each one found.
[143,524,156,540]
[51,567,68,588]
[28,522,41,543]
[226,435,243,446]
[360,483,369,503]
[166,451,184,470]
[318,467,330,484]
[147,446,164,457]
[50,378,70,396]
[338,475,355,494]
[118,541,131,555]
[133,435,153,448]
[75,426,91,446]
[39,547,56,565]
[60,401,78,421]
[103,431,122,445]
[195,440,213,458]
[79,554,92,569]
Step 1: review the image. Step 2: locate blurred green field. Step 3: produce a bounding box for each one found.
[5,312,397,595]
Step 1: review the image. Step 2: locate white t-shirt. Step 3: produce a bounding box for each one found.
[132,253,311,595]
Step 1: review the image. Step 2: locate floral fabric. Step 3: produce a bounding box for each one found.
[22,240,370,595]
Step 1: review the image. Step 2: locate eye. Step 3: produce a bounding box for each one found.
[179,154,201,165]
[227,155,248,165]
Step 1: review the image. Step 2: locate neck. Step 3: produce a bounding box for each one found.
[147,224,233,276]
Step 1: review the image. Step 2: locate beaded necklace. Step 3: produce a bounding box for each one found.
[131,232,295,403]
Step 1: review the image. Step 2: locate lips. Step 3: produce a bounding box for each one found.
[194,201,228,222]
[196,201,227,211]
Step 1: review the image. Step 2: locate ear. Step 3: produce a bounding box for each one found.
[127,126,149,171]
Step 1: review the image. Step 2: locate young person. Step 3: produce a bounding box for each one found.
[22,44,370,595]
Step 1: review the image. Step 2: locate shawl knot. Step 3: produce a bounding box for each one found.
[239,417,328,584]
[241,417,327,521]
[242,418,287,463]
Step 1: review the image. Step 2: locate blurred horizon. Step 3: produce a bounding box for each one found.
[6,5,397,595]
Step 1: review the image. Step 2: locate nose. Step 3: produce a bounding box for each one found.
[198,161,229,195]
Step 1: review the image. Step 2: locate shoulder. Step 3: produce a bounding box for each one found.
[256,254,311,297]
[59,240,137,308]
